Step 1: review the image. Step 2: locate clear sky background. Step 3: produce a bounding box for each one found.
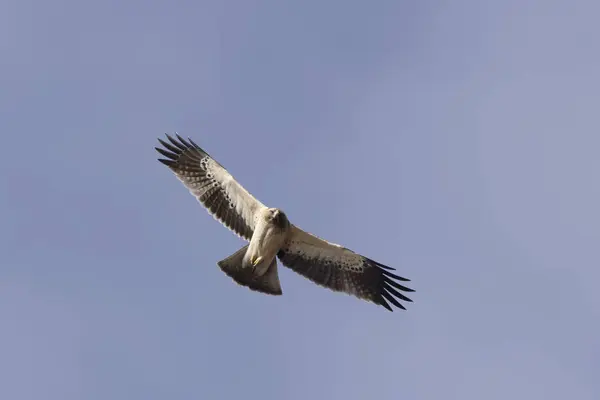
[1,0,599,399]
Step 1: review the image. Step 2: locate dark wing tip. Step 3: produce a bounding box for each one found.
[157,158,176,167]
[187,136,201,149]
[175,133,192,148]
[155,147,179,160]
[366,257,395,271]
[379,296,394,312]
[155,135,186,166]
[157,138,182,154]
[156,133,204,167]
[381,269,411,282]
[156,133,210,162]
[366,258,414,312]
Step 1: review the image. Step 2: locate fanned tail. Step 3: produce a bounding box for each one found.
[217,245,283,295]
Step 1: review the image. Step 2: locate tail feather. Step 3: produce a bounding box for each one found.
[217,245,283,295]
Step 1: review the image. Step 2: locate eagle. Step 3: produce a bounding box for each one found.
[155,134,414,311]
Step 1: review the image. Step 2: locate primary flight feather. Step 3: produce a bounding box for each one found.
[156,134,414,311]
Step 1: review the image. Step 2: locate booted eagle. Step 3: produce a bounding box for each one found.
[155,134,414,311]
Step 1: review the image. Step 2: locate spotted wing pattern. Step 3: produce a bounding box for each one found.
[155,134,266,241]
[277,225,414,311]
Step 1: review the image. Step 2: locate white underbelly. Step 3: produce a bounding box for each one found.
[247,224,285,264]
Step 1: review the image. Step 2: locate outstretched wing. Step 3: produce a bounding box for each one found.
[155,134,266,241]
[277,225,414,311]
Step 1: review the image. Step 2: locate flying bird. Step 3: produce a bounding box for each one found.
[155,134,414,311]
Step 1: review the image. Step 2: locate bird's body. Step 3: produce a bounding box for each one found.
[219,208,291,295]
[244,208,290,273]
[155,134,414,311]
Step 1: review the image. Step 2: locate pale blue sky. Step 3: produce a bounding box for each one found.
[1,1,599,399]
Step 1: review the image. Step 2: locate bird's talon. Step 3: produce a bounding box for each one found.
[252,256,263,266]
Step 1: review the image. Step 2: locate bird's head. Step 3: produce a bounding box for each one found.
[268,208,289,230]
